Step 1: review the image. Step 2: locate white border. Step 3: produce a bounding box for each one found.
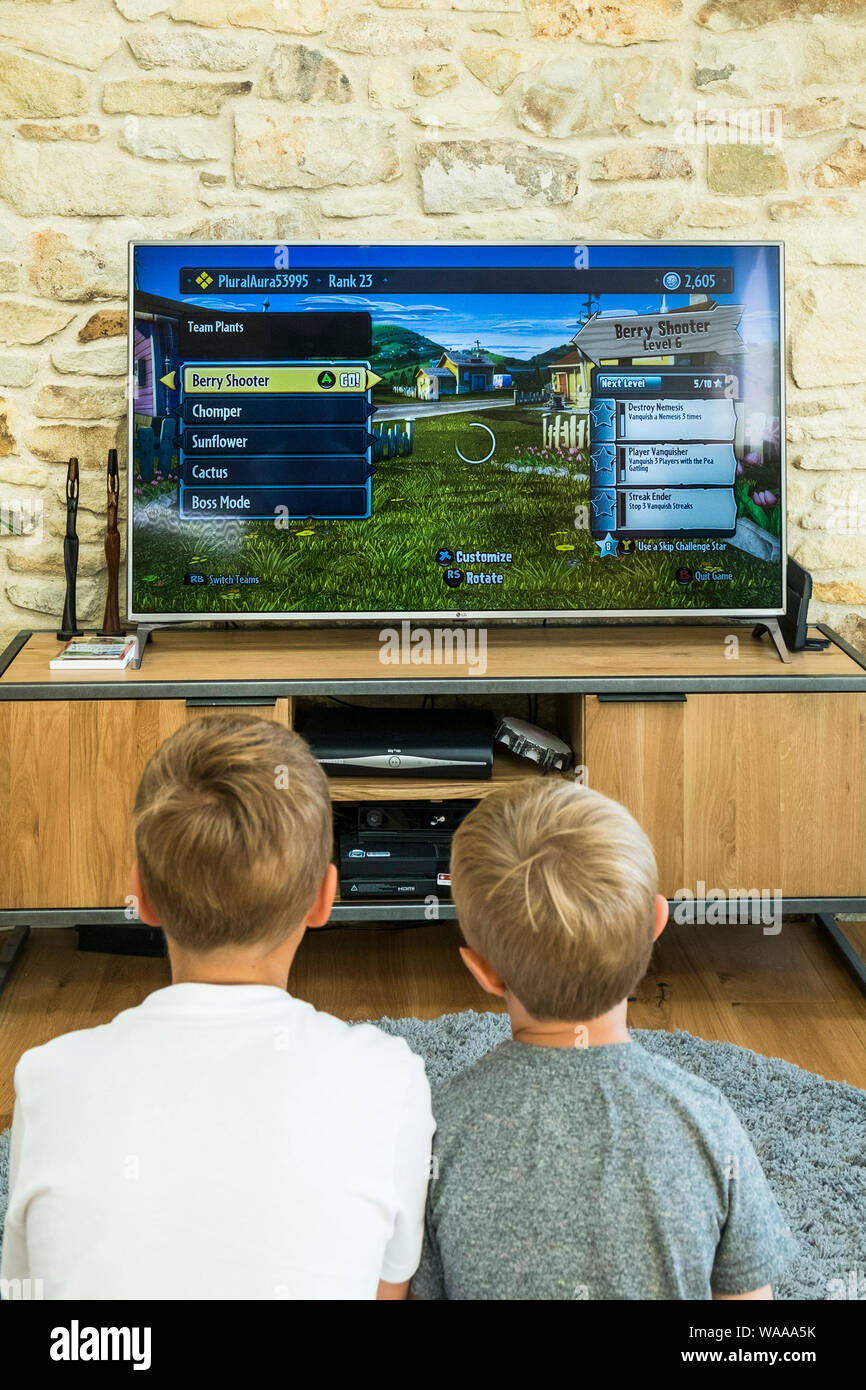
[126,239,786,624]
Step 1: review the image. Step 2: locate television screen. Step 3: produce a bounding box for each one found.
[128,241,785,621]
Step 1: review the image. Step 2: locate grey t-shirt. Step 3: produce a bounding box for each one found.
[412,1037,796,1301]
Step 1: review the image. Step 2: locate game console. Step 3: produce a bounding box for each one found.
[298,706,494,779]
[335,802,475,900]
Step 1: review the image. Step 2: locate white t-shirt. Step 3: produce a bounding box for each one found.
[1,984,434,1300]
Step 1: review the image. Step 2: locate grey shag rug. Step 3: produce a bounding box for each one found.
[1,1013,864,1300]
[372,1012,866,1301]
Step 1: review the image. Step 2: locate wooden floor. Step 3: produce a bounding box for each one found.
[2,917,866,1129]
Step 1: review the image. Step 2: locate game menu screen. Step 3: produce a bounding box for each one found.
[128,242,784,618]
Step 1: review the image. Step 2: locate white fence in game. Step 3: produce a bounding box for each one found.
[542,412,588,451]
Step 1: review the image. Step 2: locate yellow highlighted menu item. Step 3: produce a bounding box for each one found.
[182,365,381,395]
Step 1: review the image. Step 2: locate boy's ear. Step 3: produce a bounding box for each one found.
[304,862,338,930]
[130,862,161,928]
[459,946,508,998]
[653,893,669,942]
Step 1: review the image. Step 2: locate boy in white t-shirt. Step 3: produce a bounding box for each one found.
[1,715,434,1300]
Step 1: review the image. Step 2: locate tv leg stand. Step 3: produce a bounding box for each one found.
[751,618,791,665]
[130,623,173,669]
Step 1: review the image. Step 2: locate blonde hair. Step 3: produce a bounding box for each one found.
[133,715,332,953]
[450,779,658,1021]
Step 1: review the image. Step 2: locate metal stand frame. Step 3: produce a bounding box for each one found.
[0,924,29,1002]
[814,913,866,994]
[2,910,865,999]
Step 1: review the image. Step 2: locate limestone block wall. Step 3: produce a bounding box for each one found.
[0,0,864,646]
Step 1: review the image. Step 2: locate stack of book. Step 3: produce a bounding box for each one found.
[49,635,136,671]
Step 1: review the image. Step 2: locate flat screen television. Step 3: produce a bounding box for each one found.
[128,241,785,622]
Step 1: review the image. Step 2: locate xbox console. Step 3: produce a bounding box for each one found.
[335,801,475,900]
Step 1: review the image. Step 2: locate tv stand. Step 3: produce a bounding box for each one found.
[1,622,865,995]
[130,622,164,669]
[750,618,791,665]
[130,615,793,670]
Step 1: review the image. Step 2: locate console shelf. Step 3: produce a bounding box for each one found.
[1,623,865,954]
[328,749,557,802]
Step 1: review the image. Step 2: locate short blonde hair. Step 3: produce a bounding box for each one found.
[450,779,658,1021]
[133,715,332,953]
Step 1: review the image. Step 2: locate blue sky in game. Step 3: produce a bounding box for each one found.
[133,242,781,360]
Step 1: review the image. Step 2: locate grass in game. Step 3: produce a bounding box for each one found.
[132,406,780,614]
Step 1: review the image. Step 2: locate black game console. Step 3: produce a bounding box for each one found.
[335,802,475,901]
[298,706,494,779]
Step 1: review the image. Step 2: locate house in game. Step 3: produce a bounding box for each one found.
[548,347,594,411]
[132,292,183,417]
[415,364,456,400]
[551,295,689,410]
[130,290,186,482]
[416,340,495,398]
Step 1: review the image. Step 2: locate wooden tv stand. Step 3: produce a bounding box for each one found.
[2,622,866,995]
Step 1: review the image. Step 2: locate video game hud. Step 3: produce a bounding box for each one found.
[129,243,784,618]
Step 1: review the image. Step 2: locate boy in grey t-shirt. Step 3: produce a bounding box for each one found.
[412,782,795,1302]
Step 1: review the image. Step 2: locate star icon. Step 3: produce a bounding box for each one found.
[589,399,615,432]
[590,491,615,520]
[595,533,618,558]
[590,444,615,485]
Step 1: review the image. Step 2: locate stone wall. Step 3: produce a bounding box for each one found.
[1,0,865,648]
